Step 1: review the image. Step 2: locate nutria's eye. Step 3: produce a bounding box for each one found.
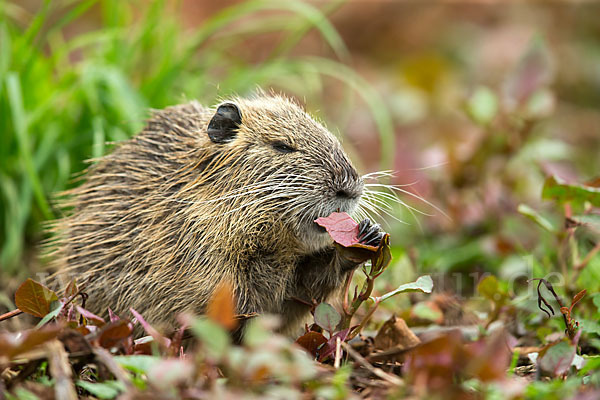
[272,141,297,154]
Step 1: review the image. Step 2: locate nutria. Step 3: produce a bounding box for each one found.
[49,93,384,336]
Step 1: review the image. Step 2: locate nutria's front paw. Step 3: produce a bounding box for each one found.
[358,218,385,247]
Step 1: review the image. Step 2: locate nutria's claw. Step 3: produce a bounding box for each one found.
[358,218,385,247]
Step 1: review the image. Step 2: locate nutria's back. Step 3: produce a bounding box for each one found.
[50,94,380,335]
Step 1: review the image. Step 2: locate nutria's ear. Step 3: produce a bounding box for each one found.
[207,102,242,144]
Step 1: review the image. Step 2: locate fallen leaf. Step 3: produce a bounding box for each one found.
[374,315,420,351]
[0,325,62,359]
[465,330,512,382]
[403,330,464,393]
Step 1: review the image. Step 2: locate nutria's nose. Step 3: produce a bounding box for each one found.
[336,189,351,199]
[335,182,363,200]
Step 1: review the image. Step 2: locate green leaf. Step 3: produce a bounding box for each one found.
[570,214,600,232]
[580,355,600,375]
[542,175,600,207]
[7,388,40,400]
[466,86,498,125]
[524,88,555,118]
[190,317,230,359]
[113,355,160,374]
[477,275,501,301]
[579,319,600,336]
[378,275,434,302]
[518,204,557,233]
[412,301,443,322]
[35,300,64,328]
[593,294,600,313]
[314,302,341,333]
[371,234,392,276]
[76,380,125,399]
[243,316,277,348]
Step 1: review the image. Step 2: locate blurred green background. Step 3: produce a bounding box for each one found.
[1,0,599,308]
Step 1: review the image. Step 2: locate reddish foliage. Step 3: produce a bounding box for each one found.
[295,331,328,358]
[99,320,134,349]
[315,212,362,247]
[318,328,350,362]
[207,280,237,331]
[76,306,106,326]
[130,308,171,349]
[0,325,62,359]
[14,278,58,318]
[403,330,512,397]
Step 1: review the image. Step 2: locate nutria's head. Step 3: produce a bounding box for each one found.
[199,95,364,253]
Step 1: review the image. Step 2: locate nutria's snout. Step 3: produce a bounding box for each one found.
[310,172,364,236]
[331,167,364,213]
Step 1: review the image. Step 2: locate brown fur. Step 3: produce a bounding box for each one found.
[49,94,366,336]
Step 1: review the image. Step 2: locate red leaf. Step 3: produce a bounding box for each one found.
[99,320,133,349]
[571,289,586,310]
[315,212,385,267]
[76,306,106,326]
[108,308,121,323]
[315,212,361,247]
[15,279,59,318]
[130,308,171,349]
[295,331,327,358]
[318,328,350,362]
[465,330,512,382]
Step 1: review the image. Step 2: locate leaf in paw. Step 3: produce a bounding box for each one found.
[315,212,389,265]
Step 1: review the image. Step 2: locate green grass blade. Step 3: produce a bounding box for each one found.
[302,57,395,170]
[0,174,32,272]
[21,0,51,46]
[5,72,53,220]
[45,0,99,37]
[268,0,348,61]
